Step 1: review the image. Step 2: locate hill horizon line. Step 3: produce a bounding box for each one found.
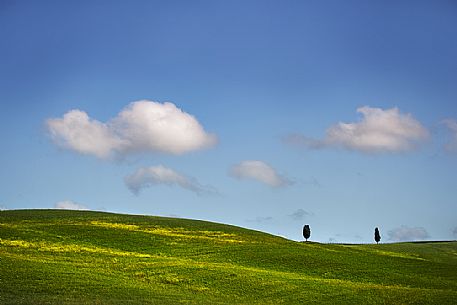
[2,208,454,245]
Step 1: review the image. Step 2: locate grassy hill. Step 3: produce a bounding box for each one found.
[1,210,456,304]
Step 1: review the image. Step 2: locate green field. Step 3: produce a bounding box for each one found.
[1,210,456,304]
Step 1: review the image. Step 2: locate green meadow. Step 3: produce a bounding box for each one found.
[1,210,456,304]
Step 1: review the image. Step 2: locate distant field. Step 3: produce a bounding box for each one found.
[1,210,456,304]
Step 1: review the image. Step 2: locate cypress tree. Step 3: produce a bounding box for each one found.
[303,225,311,242]
[374,227,381,244]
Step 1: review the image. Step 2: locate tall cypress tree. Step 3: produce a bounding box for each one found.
[303,225,311,242]
[374,227,381,244]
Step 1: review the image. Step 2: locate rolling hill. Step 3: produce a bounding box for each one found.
[1,209,456,304]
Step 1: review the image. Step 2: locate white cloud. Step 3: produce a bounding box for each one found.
[124,165,216,195]
[229,160,292,188]
[284,106,429,153]
[387,226,430,242]
[47,110,126,158]
[47,100,217,159]
[442,119,457,153]
[54,200,88,210]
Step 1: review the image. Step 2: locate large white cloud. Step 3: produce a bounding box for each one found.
[124,165,216,195]
[54,200,88,210]
[387,225,430,242]
[442,119,457,153]
[47,110,126,158]
[284,106,429,153]
[46,100,217,158]
[229,160,292,188]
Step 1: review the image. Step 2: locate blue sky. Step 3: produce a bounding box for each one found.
[1,1,456,243]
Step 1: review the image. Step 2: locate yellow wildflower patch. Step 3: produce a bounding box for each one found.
[90,221,246,243]
[0,238,152,258]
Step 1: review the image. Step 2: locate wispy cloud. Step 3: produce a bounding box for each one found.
[229,160,293,188]
[303,177,321,188]
[125,165,217,196]
[387,225,430,242]
[246,216,274,223]
[284,106,429,154]
[442,119,457,153]
[54,200,88,210]
[47,100,217,159]
[288,209,313,221]
[453,227,457,239]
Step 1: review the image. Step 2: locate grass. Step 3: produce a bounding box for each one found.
[1,209,456,304]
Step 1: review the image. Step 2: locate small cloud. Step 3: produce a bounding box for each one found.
[284,106,429,154]
[328,237,338,243]
[289,209,313,221]
[0,204,7,211]
[303,177,321,188]
[388,225,430,242]
[125,165,217,196]
[54,200,88,210]
[453,227,457,238]
[46,100,217,159]
[442,119,457,153]
[229,160,293,188]
[247,216,274,223]
[282,134,326,150]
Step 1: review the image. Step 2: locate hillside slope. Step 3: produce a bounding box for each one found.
[1,210,456,304]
